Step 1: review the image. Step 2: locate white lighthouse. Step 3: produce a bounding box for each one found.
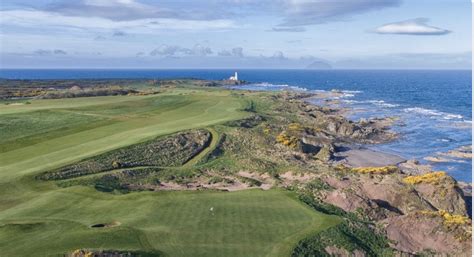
[229,72,239,81]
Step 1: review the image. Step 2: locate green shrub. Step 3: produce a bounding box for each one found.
[293,193,393,257]
[37,130,210,180]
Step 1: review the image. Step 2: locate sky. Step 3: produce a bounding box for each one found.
[0,0,471,69]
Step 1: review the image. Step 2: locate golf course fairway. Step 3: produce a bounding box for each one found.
[0,88,340,257]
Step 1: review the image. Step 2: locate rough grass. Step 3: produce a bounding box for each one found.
[38,129,211,180]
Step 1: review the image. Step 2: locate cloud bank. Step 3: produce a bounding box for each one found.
[280,0,401,26]
[271,27,306,32]
[374,18,451,35]
[5,0,402,29]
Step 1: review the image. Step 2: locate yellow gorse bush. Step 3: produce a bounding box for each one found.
[276,132,298,148]
[288,123,303,131]
[403,171,446,185]
[418,210,470,226]
[275,123,304,148]
[351,166,398,174]
[71,249,82,257]
[70,249,94,257]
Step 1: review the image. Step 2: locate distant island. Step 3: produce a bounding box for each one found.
[306,60,333,70]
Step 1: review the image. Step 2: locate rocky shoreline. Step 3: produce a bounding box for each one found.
[241,89,472,256]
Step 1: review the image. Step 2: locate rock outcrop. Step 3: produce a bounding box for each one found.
[384,212,471,255]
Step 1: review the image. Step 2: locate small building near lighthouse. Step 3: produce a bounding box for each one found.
[222,71,244,85]
[229,72,238,81]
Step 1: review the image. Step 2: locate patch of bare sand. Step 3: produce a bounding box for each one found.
[334,147,405,167]
[279,171,317,187]
[146,171,274,192]
[237,171,273,190]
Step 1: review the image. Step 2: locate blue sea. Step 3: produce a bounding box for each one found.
[1,69,472,182]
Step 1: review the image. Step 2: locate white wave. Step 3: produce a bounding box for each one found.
[245,82,308,91]
[436,138,454,142]
[311,89,327,93]
[403,107,464,120]
[366,100,399,108]
[342,99,399,108]
[341,93,355,98]
[404,107,443,116]
[328,89,361,99]
[443,114,463,120]
[246,82,290,88]
[341,100,360,104]
[341,90,363,94]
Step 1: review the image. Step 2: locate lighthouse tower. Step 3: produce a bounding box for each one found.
[229,72,239,81]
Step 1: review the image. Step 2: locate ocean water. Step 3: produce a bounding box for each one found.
[1,69,471,182]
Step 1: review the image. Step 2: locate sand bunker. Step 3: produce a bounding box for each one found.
[90,221,121,228]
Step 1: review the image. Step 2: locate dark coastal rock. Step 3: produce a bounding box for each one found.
[314,144,334,162]
[309,114,398,144]
[398,160,433,175]
[458,181,472,196]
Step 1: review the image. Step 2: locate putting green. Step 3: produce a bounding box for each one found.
[0,188,339,257]
[0,90,340,257]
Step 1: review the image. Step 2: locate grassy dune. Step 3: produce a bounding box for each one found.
[0,88,340,257]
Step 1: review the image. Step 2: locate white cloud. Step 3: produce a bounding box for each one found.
[149,44,213,57]
[280,0,401,26]
[218,47,244,57]
[0,0,402,36]
[48,0,171,21]
[373,18,450,35]
[271,26,306,32]
[43,0,401,26]
[32,49,68,56]
[0,9,236,33]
